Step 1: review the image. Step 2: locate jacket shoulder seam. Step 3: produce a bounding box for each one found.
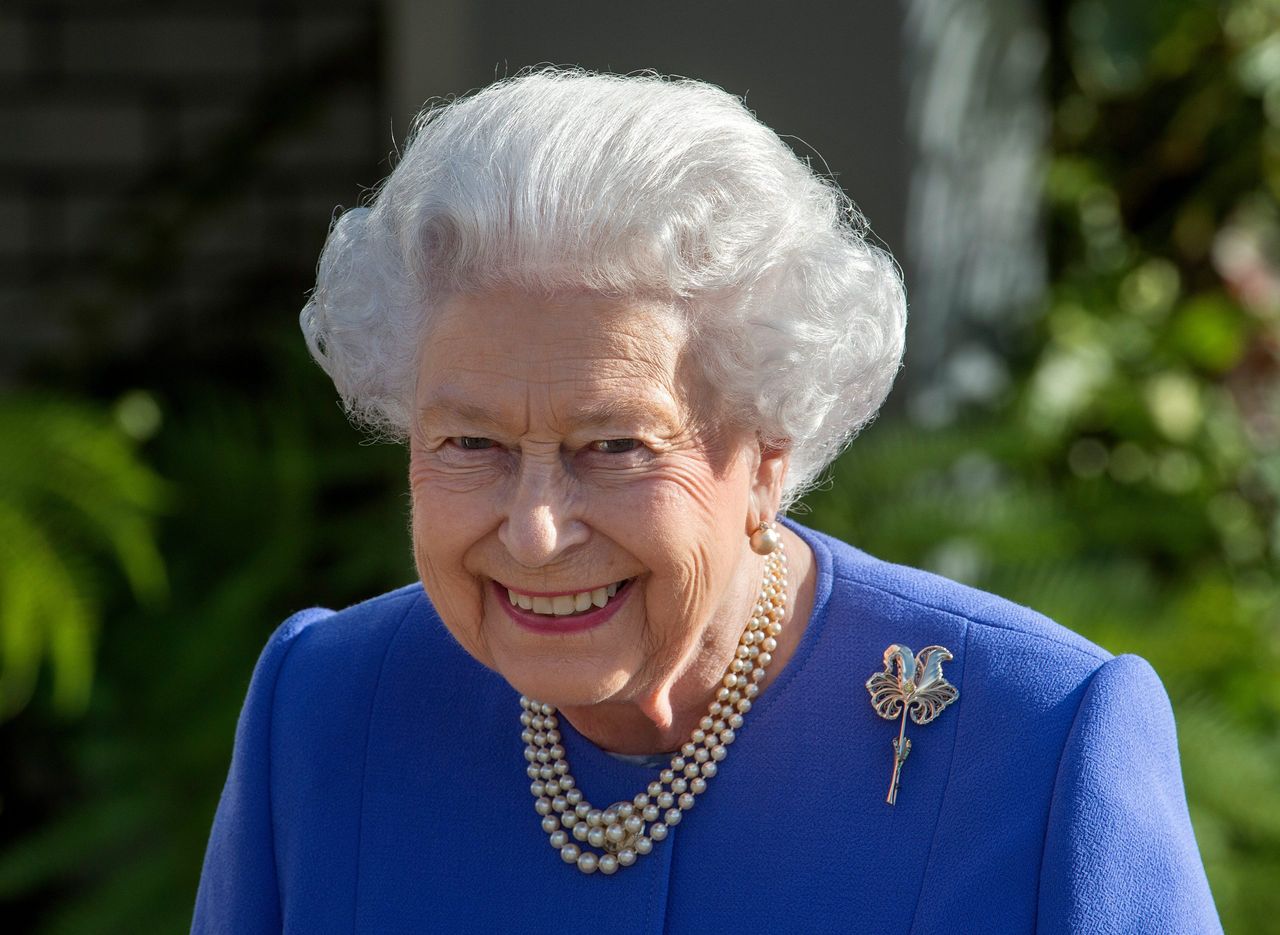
[350,590,425,929]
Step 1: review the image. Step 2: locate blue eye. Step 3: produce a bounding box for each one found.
[454,436,495,450]
[592,438,640,454]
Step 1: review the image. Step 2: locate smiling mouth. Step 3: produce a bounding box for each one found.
[504,579,633,617]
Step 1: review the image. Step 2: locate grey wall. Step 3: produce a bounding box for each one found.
[0,1,384,381]
[389,0,910,266]
[2,1,912,389]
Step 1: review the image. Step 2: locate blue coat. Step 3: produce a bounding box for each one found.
[191,521,1222,933]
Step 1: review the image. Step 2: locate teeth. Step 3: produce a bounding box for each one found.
[507,580,629,616]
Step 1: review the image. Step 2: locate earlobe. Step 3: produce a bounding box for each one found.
[747,439,790,531]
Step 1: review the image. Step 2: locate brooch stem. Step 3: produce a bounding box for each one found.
[888,705,911,805]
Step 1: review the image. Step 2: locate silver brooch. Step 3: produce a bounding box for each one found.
[865,644,958,805]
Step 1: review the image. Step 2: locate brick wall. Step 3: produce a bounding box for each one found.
[0,0,385,382]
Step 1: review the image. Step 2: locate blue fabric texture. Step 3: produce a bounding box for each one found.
[191,521,1222,933]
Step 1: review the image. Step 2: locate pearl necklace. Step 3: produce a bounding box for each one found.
[521,541,787,875]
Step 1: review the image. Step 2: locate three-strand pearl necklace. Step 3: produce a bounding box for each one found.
[521,541,787,875]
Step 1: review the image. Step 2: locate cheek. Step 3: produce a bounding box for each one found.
[647,448,747,517]
[408,451,495,656]
[641,446,755,557]
[628,449,755,637]
[408,445,503,531]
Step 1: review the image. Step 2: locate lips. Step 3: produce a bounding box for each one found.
[494,578,634,634]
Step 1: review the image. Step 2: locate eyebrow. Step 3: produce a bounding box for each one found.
[416,397,508,432]
[416,392,680,435]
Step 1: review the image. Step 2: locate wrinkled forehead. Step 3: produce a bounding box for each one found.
[414,290,702,431]
[425,289,687,361]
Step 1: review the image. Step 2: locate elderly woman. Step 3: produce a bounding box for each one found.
[191,70,1220,933]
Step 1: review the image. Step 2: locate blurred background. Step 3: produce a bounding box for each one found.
[1,0,1277,930]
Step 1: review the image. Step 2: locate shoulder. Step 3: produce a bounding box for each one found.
[790,521,1172,770]
[784,524,1218,930]
[243,583,490,786]
[259,583,461,714]
[794,521,1114,690]
[793,520,1183,781]
[267,583,428,657]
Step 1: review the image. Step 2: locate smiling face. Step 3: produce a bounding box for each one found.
[409,290,784,716]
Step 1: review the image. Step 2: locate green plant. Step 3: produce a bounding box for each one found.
[799,2,1280,927]
[0,355,414,933]
[0,395,166,720]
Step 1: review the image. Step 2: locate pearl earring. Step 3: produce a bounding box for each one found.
[750,520,781,555]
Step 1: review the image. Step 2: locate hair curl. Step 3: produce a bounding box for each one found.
[301,68,907,507]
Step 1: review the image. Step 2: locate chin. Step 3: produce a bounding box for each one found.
[500,656,635,709]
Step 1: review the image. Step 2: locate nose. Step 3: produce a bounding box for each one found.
[497,456,589,568]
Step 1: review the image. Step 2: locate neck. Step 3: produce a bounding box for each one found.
[558,527,816,755]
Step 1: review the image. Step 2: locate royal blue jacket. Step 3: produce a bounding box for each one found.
[191,521,1222,933]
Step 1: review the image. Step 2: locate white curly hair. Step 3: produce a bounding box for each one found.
[300,68,907,508]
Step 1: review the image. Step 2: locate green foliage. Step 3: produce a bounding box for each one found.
[0,396,165,720]
[0,20,394,930]
[0,349,414,933]
[804,0,1280,928]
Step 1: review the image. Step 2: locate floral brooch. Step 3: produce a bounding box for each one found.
[865,644,959,805]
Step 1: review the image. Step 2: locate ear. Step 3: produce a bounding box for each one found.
[745,437,791,533]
